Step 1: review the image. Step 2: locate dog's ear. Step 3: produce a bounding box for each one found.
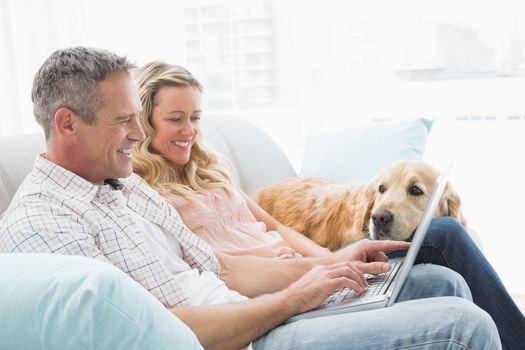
[335,182,377,248]
[360,181,377,232]
[439,182,467,227]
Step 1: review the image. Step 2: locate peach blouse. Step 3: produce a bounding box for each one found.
[164,188,291,258]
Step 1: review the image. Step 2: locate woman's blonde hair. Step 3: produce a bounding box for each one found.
[132,61,235,201]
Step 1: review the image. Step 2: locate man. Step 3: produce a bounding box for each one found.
[0,47,501,349]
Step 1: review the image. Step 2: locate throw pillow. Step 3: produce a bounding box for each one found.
[300,118,433,183]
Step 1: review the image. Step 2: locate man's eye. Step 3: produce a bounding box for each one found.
[378,184,386,193]
[409,185,424,196]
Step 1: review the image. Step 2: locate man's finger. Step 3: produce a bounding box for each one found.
[333,276,366,293]
[353,261,391,275]
[370,251,388,262]
[326,264,366,287]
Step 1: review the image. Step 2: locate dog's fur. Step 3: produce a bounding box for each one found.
[255,161,466,250]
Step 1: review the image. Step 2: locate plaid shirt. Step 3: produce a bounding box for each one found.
[0,155,220,307]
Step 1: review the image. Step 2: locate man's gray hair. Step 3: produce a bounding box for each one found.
[31,46,136,140]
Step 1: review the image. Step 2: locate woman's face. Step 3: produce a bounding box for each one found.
[150,86,201,166]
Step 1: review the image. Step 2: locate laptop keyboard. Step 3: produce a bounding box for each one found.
[321,260,403,306]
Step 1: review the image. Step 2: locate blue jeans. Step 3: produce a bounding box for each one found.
[404,217,525,350]
[254,264,501,349]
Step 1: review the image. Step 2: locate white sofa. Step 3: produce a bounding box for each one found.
[0,115,298,349]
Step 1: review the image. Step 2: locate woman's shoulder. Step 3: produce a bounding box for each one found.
[162,187,231,207]
[173,188,248,219]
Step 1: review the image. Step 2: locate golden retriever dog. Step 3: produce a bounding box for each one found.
[255,160,466,250]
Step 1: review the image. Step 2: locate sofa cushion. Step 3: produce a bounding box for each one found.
[300,118,433,183]
[203,115,297,196]
[0,132,46,215]
[201,120,242,185]
[0,253,203,350]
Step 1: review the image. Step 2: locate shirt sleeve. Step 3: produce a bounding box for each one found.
[0,200,110,263]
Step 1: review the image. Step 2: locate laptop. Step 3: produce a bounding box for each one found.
[286,166,451,323]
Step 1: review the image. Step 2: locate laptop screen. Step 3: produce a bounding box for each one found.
[387,165,451,305]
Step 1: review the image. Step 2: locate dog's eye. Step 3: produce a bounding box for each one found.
[378,184,386,193]
[409,185,423,196]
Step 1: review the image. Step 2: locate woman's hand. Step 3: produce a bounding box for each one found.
[333,239,410,275]
[273,246,303,259]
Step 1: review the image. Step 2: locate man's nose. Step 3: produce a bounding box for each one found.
[129,116,146,142]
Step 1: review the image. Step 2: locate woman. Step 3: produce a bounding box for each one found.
[133,61,524,349]
[133,61,330,259]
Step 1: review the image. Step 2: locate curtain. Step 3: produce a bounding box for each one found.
[0,0,186,137]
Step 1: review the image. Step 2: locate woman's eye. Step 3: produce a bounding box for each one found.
[168,118,181,123]
[191,116,201,121]
[378,184,386,193]
[409,185,423,196]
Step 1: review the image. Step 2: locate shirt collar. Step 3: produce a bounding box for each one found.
[34,155,127,202]
[104,178,125,191]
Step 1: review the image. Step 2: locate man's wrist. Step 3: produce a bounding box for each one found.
[276,287,306,316]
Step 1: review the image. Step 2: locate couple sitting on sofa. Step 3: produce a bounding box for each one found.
[0,46,523,349]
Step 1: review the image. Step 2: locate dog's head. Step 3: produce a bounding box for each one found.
[367,161,466,241]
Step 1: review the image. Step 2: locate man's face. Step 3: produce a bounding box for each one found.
[74,72,145,184]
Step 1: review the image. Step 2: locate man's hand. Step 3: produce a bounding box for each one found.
[282,261,368,314]
[334,239,410,275]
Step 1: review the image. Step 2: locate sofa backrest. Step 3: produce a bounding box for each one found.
[0,115,296,215]
[203,115,297,196]
[0,132,46,215]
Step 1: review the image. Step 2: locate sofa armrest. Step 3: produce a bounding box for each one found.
[0,253,203,350]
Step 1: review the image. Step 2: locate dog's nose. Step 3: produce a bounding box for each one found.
[372,209,393,227]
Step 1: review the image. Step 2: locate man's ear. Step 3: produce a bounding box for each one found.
[53,107,78,136]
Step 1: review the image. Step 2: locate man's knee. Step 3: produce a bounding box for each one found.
[446,298,501,349]
[402,297,500,349]
[399,264,472,301]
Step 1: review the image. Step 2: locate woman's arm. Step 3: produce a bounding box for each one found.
[215,239,408,297]
[242,192,332,256]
